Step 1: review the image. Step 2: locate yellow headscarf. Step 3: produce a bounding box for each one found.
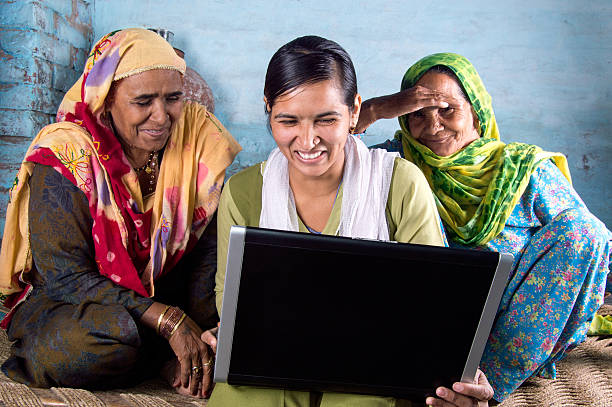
[395,53,570,246]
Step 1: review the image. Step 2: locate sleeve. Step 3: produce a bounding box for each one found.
[386,158,446,246]
[215,178,247,315]
[155,213,219,330]
[529,160,590,225]
[28,164,153,319]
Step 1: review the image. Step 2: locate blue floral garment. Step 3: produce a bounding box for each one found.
[374,139,611,400]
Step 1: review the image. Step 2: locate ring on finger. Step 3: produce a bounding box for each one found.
[203,358,214,367]
[191,366,203,376]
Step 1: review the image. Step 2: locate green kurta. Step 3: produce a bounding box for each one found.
[210,157,444,407]
[216,157,445,312]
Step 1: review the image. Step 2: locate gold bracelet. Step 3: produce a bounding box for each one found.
[156,305,171,334]
[169,313,187,338]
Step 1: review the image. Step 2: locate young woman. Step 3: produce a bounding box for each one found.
[203,37,494,407]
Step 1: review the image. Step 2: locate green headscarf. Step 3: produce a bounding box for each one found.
[395,53,571,246]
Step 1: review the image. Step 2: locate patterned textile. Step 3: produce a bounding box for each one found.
[0,28,241,326]
[373,142,611,401]
[394,52,571,246]
[2,165,219,386]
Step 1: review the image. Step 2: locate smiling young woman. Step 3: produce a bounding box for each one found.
[205,37,495,407]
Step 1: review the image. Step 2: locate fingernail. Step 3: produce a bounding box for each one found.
[436,387,447,397]
[453,383,464,392]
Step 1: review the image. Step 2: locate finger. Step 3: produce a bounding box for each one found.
[201,351,214,397]
[201,328,218,353]
[452,381,494,402]
[436,386,475,407]
[190,352,201,395]
[424,395,458,407]
[179,356,191,389]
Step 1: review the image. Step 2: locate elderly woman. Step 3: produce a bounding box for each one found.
[0,28,240,397]
[203,37,495,407]
[356,53,611,401]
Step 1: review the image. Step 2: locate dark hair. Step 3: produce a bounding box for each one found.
[427,65,470,102]
[264,35,357,113]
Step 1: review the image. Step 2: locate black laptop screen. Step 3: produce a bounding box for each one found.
[225,228,500,399]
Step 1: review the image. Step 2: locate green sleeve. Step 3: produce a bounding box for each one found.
[386,157,445,246]
[215,164,263,314]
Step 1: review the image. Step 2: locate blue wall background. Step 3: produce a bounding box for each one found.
[2,0,610,229]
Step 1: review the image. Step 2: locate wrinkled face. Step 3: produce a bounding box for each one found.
[268,80,360,179]
[407,71,479,156]
[107,69,184,153]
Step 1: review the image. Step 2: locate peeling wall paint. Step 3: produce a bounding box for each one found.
[0,0,93,233]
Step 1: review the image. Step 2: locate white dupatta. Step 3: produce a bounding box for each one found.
[259,135,398,240]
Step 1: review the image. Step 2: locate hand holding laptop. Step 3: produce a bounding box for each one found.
[426,369,494,407]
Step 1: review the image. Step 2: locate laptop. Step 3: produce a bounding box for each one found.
[214,226,512,401]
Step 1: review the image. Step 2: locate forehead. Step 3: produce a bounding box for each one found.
[272,80,346,112]
[416,71,465,98]
[114,69,183,96]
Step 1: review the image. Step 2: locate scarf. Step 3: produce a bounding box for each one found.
[0,28,241,325]
[395,52,570,246]
[260,135,398,240]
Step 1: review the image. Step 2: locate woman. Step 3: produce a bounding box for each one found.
[205,36,494,407]
[0,28,241,397]
[357,52,611,401]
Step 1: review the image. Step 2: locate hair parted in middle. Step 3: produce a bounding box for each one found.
[264,35,358,113]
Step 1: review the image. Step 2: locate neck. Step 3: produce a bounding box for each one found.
[123,144,154,169]
[288,156,345,199]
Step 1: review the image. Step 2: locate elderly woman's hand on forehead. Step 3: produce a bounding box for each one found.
[355,85,462,134]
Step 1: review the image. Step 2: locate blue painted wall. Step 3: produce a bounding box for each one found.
[0,0,92,234]
[92,0,611,227]
[1,1,610,229]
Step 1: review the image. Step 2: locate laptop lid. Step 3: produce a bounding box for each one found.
[215,226,512,400]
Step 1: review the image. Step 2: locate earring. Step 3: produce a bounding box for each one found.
[349,125,356,134]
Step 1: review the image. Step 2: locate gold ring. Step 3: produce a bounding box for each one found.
[191,366,202,376]
[203,358,213,367]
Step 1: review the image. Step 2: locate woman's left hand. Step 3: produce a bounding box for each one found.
[167,315,215,397]
[425,369,494,407]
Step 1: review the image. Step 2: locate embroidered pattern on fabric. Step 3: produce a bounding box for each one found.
[50,144,93,192]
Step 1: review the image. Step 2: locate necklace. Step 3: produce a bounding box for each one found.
[134,151,159,196]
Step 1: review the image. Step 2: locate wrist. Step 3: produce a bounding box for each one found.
[159,306,187,340]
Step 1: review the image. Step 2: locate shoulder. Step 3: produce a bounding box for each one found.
[220,163,263,218]
[390,156,429,191]
[181,101,229,136]
[225,163,263,197]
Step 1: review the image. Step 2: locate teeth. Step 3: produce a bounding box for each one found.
[298,151,323,160]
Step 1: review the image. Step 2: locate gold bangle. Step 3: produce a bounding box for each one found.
[156,305,171,334]
[169,313,187,338]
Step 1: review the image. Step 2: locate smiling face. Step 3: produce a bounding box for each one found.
[407,71,479,156]
[107,69,184,155]
[268,79,361,180]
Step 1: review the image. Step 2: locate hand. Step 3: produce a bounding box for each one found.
[354,86,458,133]
[201,326,219,354]
[168,315,214,397]
[425,369,494,407]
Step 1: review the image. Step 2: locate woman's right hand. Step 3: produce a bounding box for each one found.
[201,326,219,353]
[354,86,454,133]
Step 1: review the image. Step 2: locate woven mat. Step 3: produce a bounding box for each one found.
[0,305,610,406]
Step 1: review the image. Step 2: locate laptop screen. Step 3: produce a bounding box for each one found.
[216,226,511,400]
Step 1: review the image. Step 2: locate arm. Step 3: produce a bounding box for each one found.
[386,158,446,246]
[28,164,153,319]
[214,178,249,314]
[529,160,588,225]
[30,164,213,397]
[355,86,455,133]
